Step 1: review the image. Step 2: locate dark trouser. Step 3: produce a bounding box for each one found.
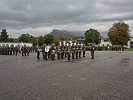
[16,51,18,56]
[67,52,71,60]
[24,51,27,56]
[79,51,81,58]
[42,52,45,59]
[65,52,67,57]
[10,51,12,55]
[61,52,64,59]
[57,52,60,60]
[37,51,40,60]
[51,53,55,61]
[76,52,78,59]
[45,52,48,60]
[72,52,75,59]
[13,51,15,55]
[83,51,85,57]
[91,51,94,59]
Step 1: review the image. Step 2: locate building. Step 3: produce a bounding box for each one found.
[99,37,112,46]
[0,42,33,47]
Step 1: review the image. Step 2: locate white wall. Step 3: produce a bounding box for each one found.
[0,42,33,47]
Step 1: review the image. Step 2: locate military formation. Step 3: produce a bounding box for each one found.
[0,43,125,61]
[0,45,32,56]
[36,42,87,61]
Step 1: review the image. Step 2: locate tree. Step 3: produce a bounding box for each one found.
[57,33,70,41]
[52,40,59,46]
[84,28,100,44]
[29,36,37,46]
[44,34,54,44]
[72,36,85,40]
[18,34,31,43]
[108,21,130,45]
[0,29,9,42]
[37,36,44,46]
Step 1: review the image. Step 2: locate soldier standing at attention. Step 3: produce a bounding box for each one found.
[51,44,56,61]
[75,42,79,59]
[56,45,61,60]
[42,44,45,59]
[60,42,65,59]
[90,44,95,59]
[64,43,67,57]
[71,42,75,60]
[78,43,82,58]
[67,43,71,61]
[37,46,41,60]
[82,44,86,57]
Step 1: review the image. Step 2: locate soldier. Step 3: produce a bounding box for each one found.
[64,43,67,57]
[0,45,2,55]
[66,43,71,61]
[51,44,56,61]
[15,45,19,56]
[44,44,50,60]
[75,42,79,59]
[21,46,24,56]
[82,44,86,57]
[13,45,16,55]
[26,46,30,56]
[90,44,95,59]
[78,43,82,58]
[60,42,65,59]
[56,45,61,60]
[37,46,41,60]
[10,45,14,55]
[42,44,45,59]
[71,42,75,60]
[7,45,10,55]
[23,45,27,56]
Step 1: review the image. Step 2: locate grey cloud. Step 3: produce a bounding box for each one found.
[0,0,133,36]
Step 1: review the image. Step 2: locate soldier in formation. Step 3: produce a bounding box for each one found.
[0,44,32,56]
[37,42,87,61]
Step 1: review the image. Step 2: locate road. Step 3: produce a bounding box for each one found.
[0,51,133,100]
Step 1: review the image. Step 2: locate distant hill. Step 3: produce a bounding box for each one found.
[50,29,108,40]
[50,29,83,40]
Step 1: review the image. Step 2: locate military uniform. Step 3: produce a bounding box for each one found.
[60,43,65,59]
[82,44,86,57]
[66,43,71,60]
[78,44,82,58]
[51,44,56,61]
[90,45,95,59]
[71,43,75,60]
[56,45,61,60]
[42,45,45,59]
[37,46,41,60]
[75,43,79,59]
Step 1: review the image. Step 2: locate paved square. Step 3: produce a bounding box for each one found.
[0,51,133,100]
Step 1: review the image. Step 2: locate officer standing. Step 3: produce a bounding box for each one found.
[37,46,41,60]
[71,42,75,60]
[51,44,56,61]
[60,42,65,59]
[66,43,71,61]
[78,43,82,58]
[42,44,45,59]
[56,45,61,60]
[75,42,79,59]
[90,44,95,59]
[82,44,86,57]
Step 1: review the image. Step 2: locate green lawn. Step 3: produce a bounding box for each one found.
[125,48,133,51]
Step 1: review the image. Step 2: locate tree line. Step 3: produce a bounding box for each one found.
[0,21,130,46]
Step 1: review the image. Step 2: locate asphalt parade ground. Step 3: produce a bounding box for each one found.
[0,51,133,100]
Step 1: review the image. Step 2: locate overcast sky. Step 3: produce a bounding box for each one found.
[0,0,133,38]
